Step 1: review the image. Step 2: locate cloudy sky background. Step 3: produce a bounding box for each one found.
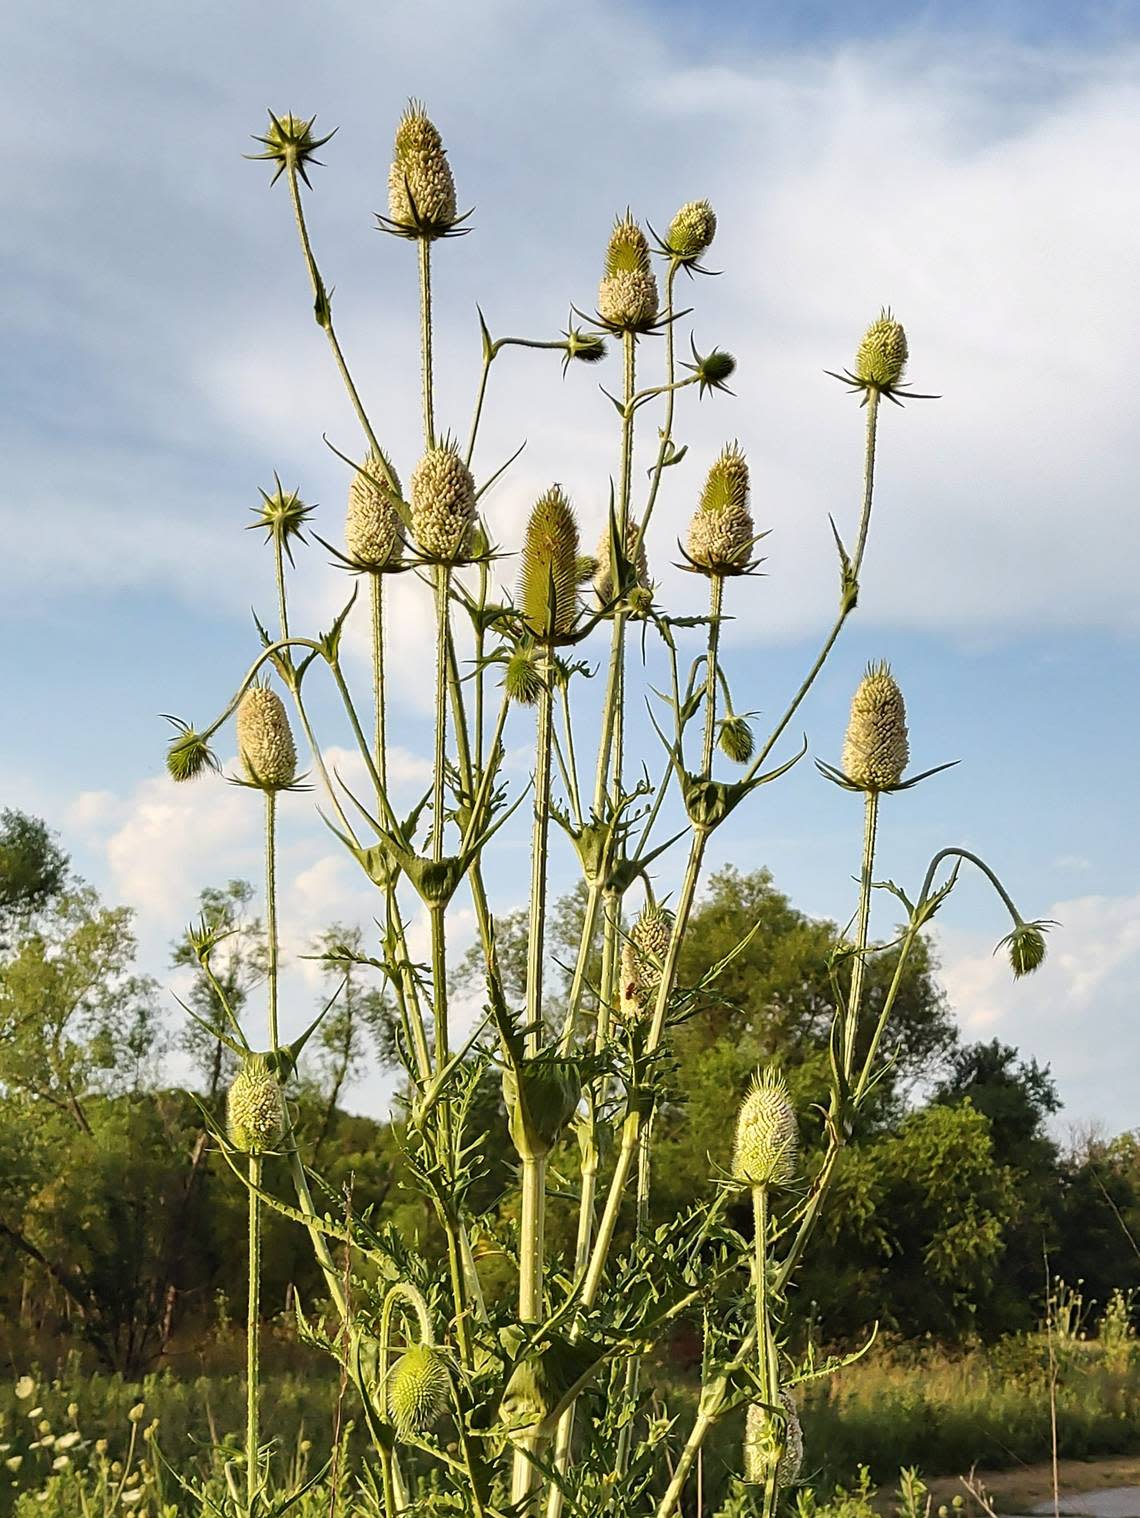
[2,0,1138,1133]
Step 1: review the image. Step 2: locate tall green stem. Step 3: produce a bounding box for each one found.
[842,791,880,1079]
[753,1186,780,1518]
[265,793,279,1050]
[701,577,725,775]
[370,574,387,794]
[419,238,435,448]
[245,1153,262,1517]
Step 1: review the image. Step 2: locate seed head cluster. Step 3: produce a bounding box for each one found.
[389,1343,449,1437]
[732,1068,799,1188]
[617,906,674,1025]
[855,309,908,389]
[388,104,457,236]
[236,685,297,790]
[744,1390,803,1489]
[688,445,754,572]
[227,1056,286,1153]
[841,662,909,790]
[411,442,476,560]
[346,453,403,569]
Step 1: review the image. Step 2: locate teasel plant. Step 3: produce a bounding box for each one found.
[161,100,1052,1518]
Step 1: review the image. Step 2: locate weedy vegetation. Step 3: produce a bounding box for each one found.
[157,101,1051,1517]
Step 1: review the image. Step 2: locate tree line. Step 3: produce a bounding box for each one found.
[0,809,1134,1375]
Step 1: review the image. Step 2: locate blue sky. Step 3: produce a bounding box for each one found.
[2,0,1138,1133]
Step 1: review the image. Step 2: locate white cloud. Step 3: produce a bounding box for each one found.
[934,889,1140,1133]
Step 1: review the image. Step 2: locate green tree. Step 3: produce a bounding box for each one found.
[172,880,267,1100]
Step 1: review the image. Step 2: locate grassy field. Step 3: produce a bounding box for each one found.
[3,1332,1140,1514]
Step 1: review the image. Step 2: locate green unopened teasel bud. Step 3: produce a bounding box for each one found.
[667,198,717,261]
[387,102,457,238]
[733,1068,798,1188]
[346,452,403,569]
[236,685,297,790]
[841,661,909,790]
[504,644,544,707]
[389,1343,449,1438]
[519,485,581,638]
[718,714,755,765]
[687,444,754,572]
[410,441,476,560]
[855,308,908,389]
[744,1389,803,1488]
[1001,920,1049,979]
[227,1055,286,1153]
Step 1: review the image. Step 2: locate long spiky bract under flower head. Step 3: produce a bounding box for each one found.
[410,438,476,561]
[346,452,404,570]
[598,212,659,332]
[687,444,754,573]
[518,485,581,639]
[841,661,909,791]
[236,684,298,791]
[386,100,458,239]
[733,1068,799,1188]
[593,520,650,612]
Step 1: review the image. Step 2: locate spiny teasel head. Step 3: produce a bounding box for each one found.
[744,1390,803,1489]
[518,486,581,638]
[387,101,457,238]
[504,642,544,707]
[346,452,403,570]
[632,903,673,979]
[718,714,755,765]
[1000,919,1051,979]
[593,520,650,610]
[236,685,297,790]
[388,1343,449,1438]
[667,199,717,262]
[855,308,909,390]
[687,444,754,573]
[248,111,336,188]
[841,661,909,791]
[618,940,650,1026]
[598,213,659,332]
[410,440,476,560]
[732,1068,799,1188]
[227,1055,285,1153]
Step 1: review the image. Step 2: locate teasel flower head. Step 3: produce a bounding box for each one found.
[841,662,909,791]
[561,325,608,374]
[165,718,219,783]
[856,308,909,390]
[593,520,650,613]
[999,919,1052,979]
[346,452,403,570]
[598,213,659,333]
[388,1343,449,1438]
[227,1055,286,1153]
[236,684,298,791]
[732,1068,799,1188]
[618,940,650,1025]
[247,111,336,188]
[686,444,754,574]
[519,485,581,639]
[504,642,545,707]
[666,198,717,263]
[386,101,458,239]
[410,439,476,561]
[744,1390,803,1489]
[718,713,755,765]
[632,903,674,977]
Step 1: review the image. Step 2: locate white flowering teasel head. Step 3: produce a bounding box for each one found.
[236,685,297,791]
[744,1389,803,1489]
[733,1068,798,1189]
[227,1055,286,1153]
[410,440,476,561]
[666,198,717,263]
[598,213,659,333]
[387,101,458,239]
[841,661,909,791]
[687,444,755,574]
[346,452,403,570]
[593,519,650,614]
